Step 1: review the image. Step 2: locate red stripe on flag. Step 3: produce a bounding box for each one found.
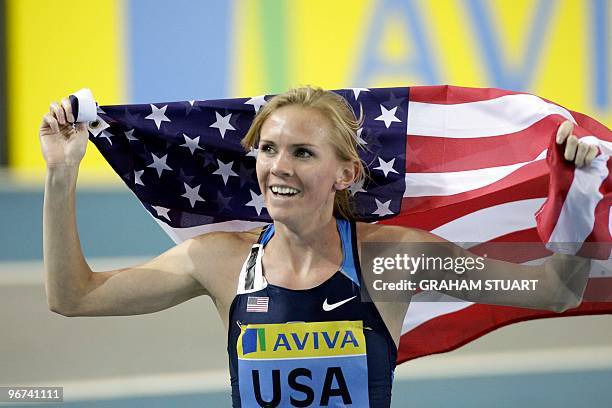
[407,125,546,173]
[397,301,612,363]
[409,85,526,105]
[396,184,546,232]
[406,115,595,173]
[468,229,552,263]
[569,110,612,139]
[583,277,612,302]
[579,191,612,259]
[535,139,575,244]
[401,163,549,223]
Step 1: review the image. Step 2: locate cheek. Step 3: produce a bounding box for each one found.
[255,158,267,182]
[254,164,267,194]
[305,166,336,194]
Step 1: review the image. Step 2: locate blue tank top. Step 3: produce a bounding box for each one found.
[227,218,397,407]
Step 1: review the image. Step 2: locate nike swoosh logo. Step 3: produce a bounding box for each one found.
[322,296,357,312]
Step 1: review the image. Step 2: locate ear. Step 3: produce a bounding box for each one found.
[333,161,359,191]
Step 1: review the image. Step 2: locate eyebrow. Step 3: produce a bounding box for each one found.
[259,139,318,148]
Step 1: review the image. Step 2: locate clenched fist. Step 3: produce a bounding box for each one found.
[556,120,598,168]
[39,97,89,168]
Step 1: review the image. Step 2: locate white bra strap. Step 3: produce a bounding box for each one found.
[237,244,268,294]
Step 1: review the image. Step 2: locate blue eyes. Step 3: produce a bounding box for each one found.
[260,145,313,159]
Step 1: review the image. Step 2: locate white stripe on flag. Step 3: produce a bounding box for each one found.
[547,154,609,254]
[609,204,612,239]
[431,198,545,243]
[402,293,473,333]
[407,93,576,138]
[404,150,547,197]
[581,136,612,156]
[154,218,267,244]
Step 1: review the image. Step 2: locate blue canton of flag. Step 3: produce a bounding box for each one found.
[87,88,409,237]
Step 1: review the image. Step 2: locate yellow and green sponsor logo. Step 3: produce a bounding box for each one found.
[238,321,366,359]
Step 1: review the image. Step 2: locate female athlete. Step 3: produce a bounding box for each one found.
[40,87,595,407]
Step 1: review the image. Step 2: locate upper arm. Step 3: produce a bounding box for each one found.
[68,232,239,316]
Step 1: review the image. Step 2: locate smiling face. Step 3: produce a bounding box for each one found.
[256,105,354,224]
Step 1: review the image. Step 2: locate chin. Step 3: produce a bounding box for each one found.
[266,207,295,223]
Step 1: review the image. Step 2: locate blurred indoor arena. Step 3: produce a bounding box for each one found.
[1,0,611,407]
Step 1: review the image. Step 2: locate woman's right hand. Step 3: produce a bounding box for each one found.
[39,97,90,168]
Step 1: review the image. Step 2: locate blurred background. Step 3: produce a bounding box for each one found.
[1,0,611,406]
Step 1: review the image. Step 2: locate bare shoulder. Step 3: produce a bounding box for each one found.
[355,222,445,243]
[186,226,265,301]
[189,227,263,258]
[188,226,264,272]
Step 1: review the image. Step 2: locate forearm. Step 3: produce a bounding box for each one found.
[43,164,93,314]
[423,243,589,312]
[462,253,589,312]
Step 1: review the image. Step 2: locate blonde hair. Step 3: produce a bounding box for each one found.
[241,86,365,220]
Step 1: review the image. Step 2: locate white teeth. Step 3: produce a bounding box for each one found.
[271,186,300,195]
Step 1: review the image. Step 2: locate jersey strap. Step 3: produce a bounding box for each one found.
[236,219,360,293]
[236,226,271,294]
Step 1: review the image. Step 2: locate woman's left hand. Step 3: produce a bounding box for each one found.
[556,120,599,168]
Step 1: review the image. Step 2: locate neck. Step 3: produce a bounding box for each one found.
[267,215,341,278]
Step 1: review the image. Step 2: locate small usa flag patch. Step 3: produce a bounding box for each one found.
[246,296,269,313]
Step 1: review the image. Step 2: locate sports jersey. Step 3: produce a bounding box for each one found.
[227,218,397,407]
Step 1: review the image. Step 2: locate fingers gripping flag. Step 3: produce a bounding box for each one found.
[536,113,612,259]
[88,85,612,363]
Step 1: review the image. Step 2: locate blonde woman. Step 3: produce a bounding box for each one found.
[41,87,594,407]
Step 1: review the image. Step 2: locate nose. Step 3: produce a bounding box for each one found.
[270,150,294,177]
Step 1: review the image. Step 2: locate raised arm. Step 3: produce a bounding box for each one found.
[40,96,219,317]
[411,230,590,312]
[363,225,590,313]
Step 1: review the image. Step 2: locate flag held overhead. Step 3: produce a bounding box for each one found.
[86,85,612,363]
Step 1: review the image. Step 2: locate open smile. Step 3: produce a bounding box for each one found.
[269,185,301,198]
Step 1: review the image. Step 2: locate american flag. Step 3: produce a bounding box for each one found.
[246,296,269,313]
[88,85,612,363]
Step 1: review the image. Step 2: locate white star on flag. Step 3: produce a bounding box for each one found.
[372,198,393,217]
[245,95,268,113]
[180,134,202,155]
[210,111,235,138]
[348,178,366,196]
[375,105,401,128]
[152,205,171,221]
[181,183,205,207]
[213,159,239,185]
[147,153,173,177]
[98,131,114,145]
[349,88,370,100]
[134,170,144,186]
[246,147,259,158]
[246,190,266,215]
[145,104,171,130]
[125,129,138,142]
[373,157,399,177]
